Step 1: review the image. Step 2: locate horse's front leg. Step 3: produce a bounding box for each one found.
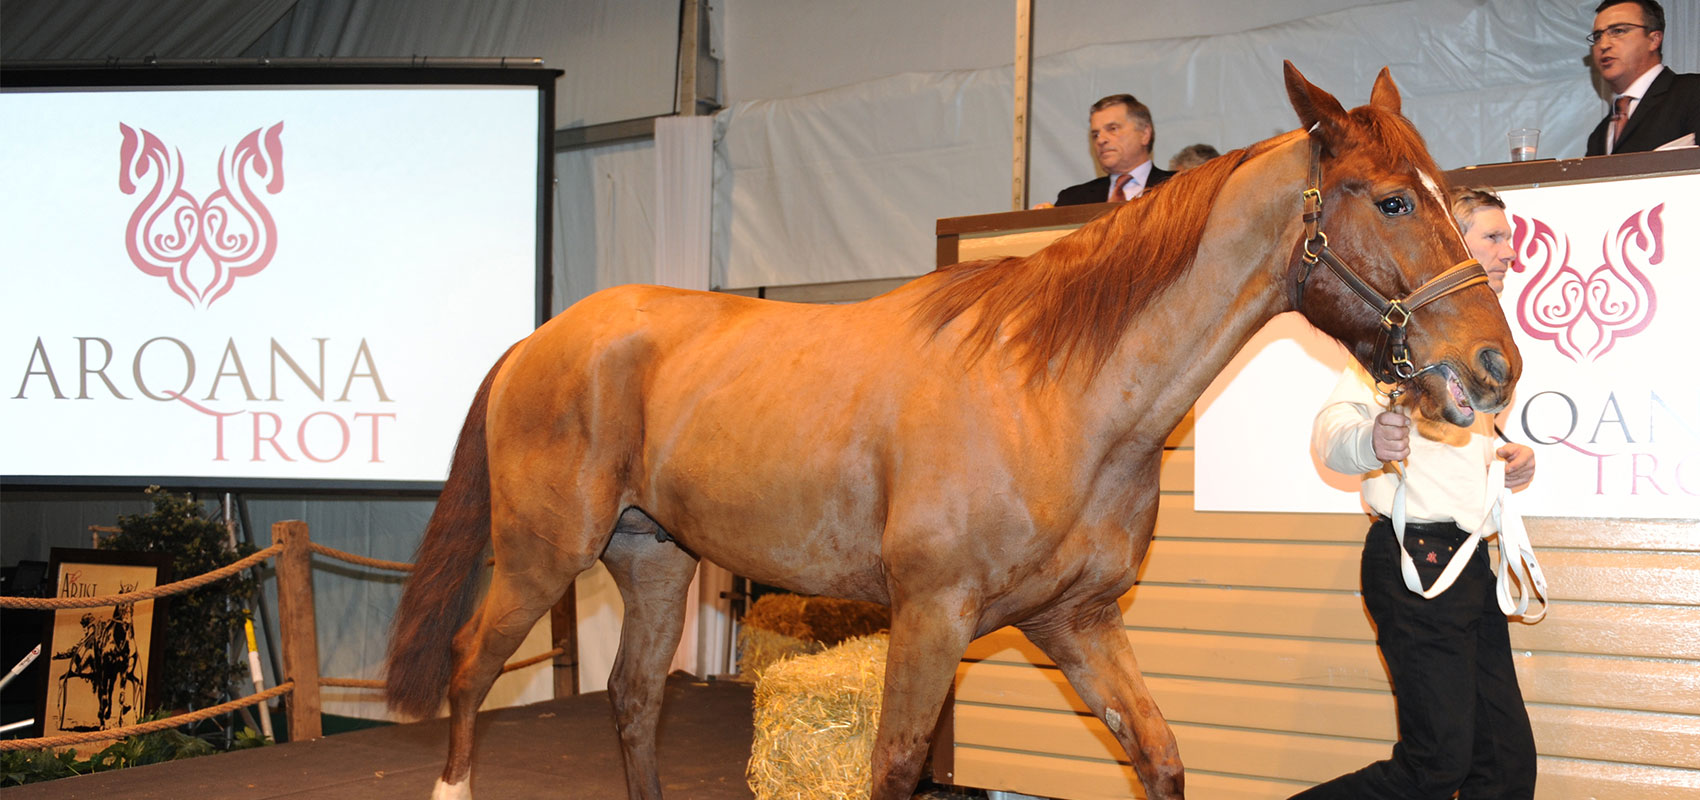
[870,588,977,800]
[1020,602,1184,799]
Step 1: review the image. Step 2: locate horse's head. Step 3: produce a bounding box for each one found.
[1283,62,1520,427]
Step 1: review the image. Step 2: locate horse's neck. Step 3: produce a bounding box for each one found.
[1098,133,1312,445]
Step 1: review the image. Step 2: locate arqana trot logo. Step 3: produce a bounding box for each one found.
[1510,204,1662,362]
[118,122,285,308]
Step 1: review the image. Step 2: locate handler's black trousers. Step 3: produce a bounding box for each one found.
[1288,517,1536,800]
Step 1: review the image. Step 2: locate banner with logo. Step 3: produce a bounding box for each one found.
[2,81,544,487]
[1195,172,1697,519]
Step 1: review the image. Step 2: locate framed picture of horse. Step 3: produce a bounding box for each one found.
[37,548,172,738]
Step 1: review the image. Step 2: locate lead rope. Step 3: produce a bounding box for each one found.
[1484,462,1549,622]
[1382,391,1549,621]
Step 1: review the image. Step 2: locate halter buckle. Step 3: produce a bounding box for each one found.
[1381,299,1411,329]
[1391,348,1416,378]
[1302,231,1328,264]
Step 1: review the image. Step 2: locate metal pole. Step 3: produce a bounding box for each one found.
[236,496,285,711]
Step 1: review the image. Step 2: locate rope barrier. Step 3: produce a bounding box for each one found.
[307,542,415,573]
[3,521,572,754]
[0,681,295,752]
[501,648,565,673]
[321,677,384,689]
[0,544,284,611]
[317,648,566,692]
[319,679,384,692]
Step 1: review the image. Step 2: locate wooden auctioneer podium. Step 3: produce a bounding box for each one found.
[925,147,1700,800]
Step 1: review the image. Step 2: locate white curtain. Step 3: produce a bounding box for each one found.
[0,0,297,60]
[714,0,1617,289]
[555,140,658,311]
[655,116,735,679]
[1,0,682,131]
[655,117,716,291]
[240,0,682,129]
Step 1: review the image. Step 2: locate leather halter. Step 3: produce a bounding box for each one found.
[1293,137,1490,385]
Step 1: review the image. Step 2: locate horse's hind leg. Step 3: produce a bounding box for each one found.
[1020,602,1184,799]
[437,513,609,800]
[599,513,701,800]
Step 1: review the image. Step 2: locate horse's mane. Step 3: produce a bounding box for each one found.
[913,138,1280,384]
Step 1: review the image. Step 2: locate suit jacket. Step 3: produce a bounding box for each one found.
[1586,68,1700,156]
[1054,165,1175,207]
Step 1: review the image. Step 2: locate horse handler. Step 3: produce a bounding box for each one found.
[1289,188,1541,799]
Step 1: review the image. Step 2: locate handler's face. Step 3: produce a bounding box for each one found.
[1462,207,1514,295]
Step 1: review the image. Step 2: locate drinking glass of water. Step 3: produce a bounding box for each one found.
[1508,128,1540,162]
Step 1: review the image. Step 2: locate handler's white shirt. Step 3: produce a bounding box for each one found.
[1312,364,1502,533]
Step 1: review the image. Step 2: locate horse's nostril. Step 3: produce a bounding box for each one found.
[1478,348,1509,382]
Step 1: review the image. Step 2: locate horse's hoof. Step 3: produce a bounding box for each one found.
[431,777,472,800]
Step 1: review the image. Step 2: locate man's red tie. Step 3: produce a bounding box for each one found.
[1613,95,1634,148]
[1112,173,1133,202]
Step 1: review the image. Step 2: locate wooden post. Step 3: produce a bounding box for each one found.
[550,585,579,698]
[677,0,701,116]
[272,520,322,741]
[1011,0,1033,210]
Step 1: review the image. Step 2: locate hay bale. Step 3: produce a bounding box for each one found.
[791,597,890,645]
[743,593,815,639]
[748,634,889,800]
[738,625,824,681]
[738,594,890,681]
[742,593,890,645]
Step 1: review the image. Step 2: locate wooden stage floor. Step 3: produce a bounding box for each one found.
[1,675,756,799]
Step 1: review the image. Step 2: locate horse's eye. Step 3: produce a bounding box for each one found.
[1377,196,1412,216]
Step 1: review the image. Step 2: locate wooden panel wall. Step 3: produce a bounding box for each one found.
[924,222,1700,800]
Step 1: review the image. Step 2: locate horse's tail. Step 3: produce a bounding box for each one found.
[384,343,517,719]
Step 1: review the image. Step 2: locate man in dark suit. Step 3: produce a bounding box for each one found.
[1585,0,1700,156]
[1054,94,1174,206]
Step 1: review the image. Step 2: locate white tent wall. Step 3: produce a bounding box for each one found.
[238,0,683,128]
[556,139,660,311]
[713,0,1677,289]
[0,0,298,60]
[719,0,1412,108]
[1,0,682,129]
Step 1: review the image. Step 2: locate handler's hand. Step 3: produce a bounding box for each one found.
[1499,443,1536,490]
[1372,410,1410,463]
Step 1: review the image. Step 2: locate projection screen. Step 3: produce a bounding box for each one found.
[2,65,557,490]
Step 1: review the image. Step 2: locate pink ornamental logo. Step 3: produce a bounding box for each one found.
[1510,205,1661,362]
[119,122,285,307]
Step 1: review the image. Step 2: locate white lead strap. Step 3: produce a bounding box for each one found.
[1484,461,1549,621]
[1389,456,1549,621]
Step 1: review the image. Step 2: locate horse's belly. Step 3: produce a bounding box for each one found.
[637,331,904,599]
[662,494,891,603]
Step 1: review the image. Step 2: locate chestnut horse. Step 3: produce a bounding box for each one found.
[387,63,1519,800]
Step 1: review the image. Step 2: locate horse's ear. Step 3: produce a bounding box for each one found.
[1369,67,1402,114]
[1283,61,1348,138]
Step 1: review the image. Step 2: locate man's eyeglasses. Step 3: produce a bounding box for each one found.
[1587,23,1650,45]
